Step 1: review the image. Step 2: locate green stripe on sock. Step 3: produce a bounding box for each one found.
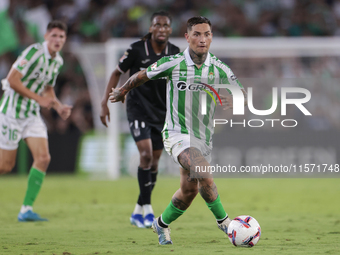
[206,195,227,221]
[23,167,45,206]
[161,200,185,225]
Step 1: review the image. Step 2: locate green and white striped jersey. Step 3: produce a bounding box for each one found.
[146,47,243,146]
[0,41,63,119]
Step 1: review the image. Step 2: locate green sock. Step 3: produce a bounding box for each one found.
[23,167,45,206]
[161,201,185,225]
[206,195,227,221]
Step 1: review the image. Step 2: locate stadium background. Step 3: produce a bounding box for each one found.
[1,0,339,176]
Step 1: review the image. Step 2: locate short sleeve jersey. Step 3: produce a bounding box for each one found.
[0,42,63,119]
[117,39,180,125]
[146,47,244,146]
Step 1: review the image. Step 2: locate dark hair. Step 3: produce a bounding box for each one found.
[47,20,68,34]
[150,11,172,24]
[141,11,172,41]
[187,16,211,32]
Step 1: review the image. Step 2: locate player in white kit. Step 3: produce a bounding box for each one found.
[0,20,72,221]
[110,16,246,245]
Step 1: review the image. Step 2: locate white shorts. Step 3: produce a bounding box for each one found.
[0,113,48,150]
[163,132,212,166]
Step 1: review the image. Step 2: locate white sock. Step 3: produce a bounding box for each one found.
[133,204,143,215]
[143,204,154,216]
[20,205,33,214]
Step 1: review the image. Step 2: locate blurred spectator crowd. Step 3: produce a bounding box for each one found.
[2,0,338,43]
[1,0,340,134]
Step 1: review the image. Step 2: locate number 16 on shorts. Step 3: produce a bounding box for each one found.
[2,125,18,141]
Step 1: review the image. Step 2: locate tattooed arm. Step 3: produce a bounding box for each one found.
[109,69,149,103]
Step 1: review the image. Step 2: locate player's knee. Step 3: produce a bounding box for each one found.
[0,163,14,174]
[140,150,153,165]
[198,177,214,187]
[35,153,51,167]
[0,158,15,173]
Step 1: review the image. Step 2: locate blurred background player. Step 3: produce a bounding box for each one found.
[0,20,72,221]
[100,11,180,228]
[109,16,246,244]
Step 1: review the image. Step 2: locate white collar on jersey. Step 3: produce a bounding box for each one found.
[43,41,52,59]
[43,41,61,60]
[184,47,211,67]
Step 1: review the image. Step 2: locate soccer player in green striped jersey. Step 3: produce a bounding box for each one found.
[110,16,246,245]
[0,20,72,222]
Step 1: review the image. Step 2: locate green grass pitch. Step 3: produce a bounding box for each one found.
[0,175,339,255]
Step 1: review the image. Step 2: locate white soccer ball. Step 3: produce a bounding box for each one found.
[227,215,261,247]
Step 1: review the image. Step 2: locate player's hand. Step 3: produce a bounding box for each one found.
[57,104,73,120]
[100,103,110,127]
[37,96,56,110]
[109,88,125,103]
[220,94,233,110]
